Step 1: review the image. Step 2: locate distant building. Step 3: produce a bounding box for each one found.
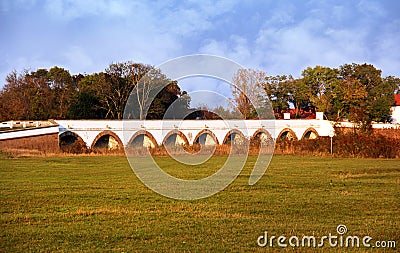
[391,94,400,124]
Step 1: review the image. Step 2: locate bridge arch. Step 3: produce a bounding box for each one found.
[223,129,247,145]
[194,129,219,146]
[128,130,158,148]
[277,128,298,141]
[162,130,189,146]
[251,128,273,143]
[59,131,87,152]
[91,130,123,151]
[301,127,319,140]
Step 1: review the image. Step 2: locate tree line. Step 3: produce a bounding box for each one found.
[0,61,399,124]
[0,62,191,121]
[231,63,399,124]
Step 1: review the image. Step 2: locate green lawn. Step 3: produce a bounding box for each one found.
[0,154,399,252]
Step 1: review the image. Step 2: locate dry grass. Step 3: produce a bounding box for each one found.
[2,128,399,159]
[1,155,398,252]
[0,148,125,158]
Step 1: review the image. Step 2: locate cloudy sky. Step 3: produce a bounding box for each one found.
[1,0,399,94]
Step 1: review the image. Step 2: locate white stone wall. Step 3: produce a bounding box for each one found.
[391,106,400,124]
[54,119,336,148]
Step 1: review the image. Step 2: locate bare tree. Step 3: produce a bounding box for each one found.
[231,68,267,119]
[128,68,171,120]
[104,62,153,119]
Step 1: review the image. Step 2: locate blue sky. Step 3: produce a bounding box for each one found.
[1,0,399,95]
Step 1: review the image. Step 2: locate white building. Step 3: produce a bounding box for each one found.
[391,94,400,124]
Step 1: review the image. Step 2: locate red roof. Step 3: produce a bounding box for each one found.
[395,94,400,106]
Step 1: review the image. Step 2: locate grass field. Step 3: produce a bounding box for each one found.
[0,153,399,252]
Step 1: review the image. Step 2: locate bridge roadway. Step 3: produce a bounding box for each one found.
[55,119,335,150]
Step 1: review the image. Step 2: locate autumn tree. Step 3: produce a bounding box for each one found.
[263,75,291,115]
[127,67,170,120]
[332,77,368,122]
[24,70,56,119]
[70,62,190,120]
[263,74,312,119]
[147,81,189,119]
[212,104,242,119]
[0,69,56,120]
[46,66,76,118]
[338,63,397,123]
[1,62,396,123]
[164,90,192,119]
[67,73,105,119]
[301,66,340,119]
[0,71,28,121]
[231,69,267,119]
[287,77,311,117]
[101,62,153,119]
[0,67,79,121]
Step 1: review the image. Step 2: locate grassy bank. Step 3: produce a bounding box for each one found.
[0,154,399,252]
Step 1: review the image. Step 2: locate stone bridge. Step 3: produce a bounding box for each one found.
[55,119,335,150]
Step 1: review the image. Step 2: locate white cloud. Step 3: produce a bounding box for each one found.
[1,0,399,89]
[262,2,296,27]
[0,0,36,12]
[184,0,239,18]
[199,35,256,71]
[62,46,94,73]
[43,0,137,20]
[162,8,213,36]
[199,40,228,56]
[178,77,233,108]
[357,0,386,17]
[373,20,400,76]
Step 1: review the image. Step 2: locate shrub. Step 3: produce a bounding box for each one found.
[60,138,89,154]
[274,128,400,158]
